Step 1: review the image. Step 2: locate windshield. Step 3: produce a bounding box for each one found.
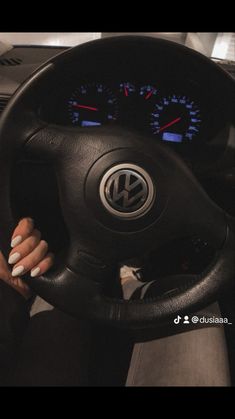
[0,32,234,63]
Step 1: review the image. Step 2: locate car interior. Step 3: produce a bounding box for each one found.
[0,32,235,386]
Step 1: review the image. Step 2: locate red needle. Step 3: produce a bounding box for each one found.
[145,90,154,100]
[159,117,181,132]
[124,86,128,97]
[72,104,98,112]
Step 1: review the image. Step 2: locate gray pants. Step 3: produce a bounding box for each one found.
[11,278,231,386]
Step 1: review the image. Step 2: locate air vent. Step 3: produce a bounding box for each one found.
[0,58,22,66]
[0,96,10,115]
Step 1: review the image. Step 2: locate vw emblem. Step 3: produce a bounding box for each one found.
[99,163,155,219]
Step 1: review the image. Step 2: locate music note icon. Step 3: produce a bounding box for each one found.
[174,315,182,324]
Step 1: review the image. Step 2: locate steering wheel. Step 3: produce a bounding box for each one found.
[0,36,234,329]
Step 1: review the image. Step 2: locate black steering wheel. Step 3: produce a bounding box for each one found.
[0,36,234,329]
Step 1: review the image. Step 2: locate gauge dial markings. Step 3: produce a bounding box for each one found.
[68,83,118,126]
[150,95,201,142]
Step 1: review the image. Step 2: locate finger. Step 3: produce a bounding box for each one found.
[0,251,31,299]
[30,252,54,277]
[0,250,11,281]
[11,240,48,277]
[8,229,41,265]
[11,217,34,248]
[9,277,32,300]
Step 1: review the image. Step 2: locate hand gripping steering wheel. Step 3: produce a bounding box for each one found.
[0,36,234,329]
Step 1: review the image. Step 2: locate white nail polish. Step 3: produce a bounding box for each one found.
[12,265,25,277]
[11,235,23,248]
[8,252,21,264]
[31,267,41,277]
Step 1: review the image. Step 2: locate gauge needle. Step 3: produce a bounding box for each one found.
[72,104,98,111]
[159,117,181,132]
[145,90,154,100]
[124,86,129,97]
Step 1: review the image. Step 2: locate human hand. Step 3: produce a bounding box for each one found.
[0,217,54,299]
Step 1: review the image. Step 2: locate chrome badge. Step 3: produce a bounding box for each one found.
[99,163,155,219]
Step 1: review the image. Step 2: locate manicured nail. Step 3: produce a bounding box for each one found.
[11,235,22,248]
[31,267,41,277]
[27,217,34,223]
[8,252,21,264]
[12,265,25,277]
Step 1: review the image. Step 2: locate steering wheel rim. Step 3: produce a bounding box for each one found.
[0,35,234,329]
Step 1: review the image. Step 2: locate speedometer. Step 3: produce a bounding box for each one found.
[150,95,201,142]
[68,83,118,127]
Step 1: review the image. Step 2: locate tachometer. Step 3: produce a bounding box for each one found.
[68,83,118,127]
[150,95,201,142]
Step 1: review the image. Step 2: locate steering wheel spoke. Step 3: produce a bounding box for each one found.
[25,125,85,160]
[153,164,228,250]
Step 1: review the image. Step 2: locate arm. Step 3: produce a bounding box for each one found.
[0,218,53,385]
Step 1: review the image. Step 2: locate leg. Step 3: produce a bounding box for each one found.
[10,297,92,386]
[122,277,231,386]
[126,315,231,386]
[10,295,134,387]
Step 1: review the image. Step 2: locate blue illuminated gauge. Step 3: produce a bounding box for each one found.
[150,95,201,142]
[139,85,158,100]
[119,82,136,97]
[68,83,118,127]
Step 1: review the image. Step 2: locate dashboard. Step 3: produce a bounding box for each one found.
[0,37,234,161]
[35,35,235,173]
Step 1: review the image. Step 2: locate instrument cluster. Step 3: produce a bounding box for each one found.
[66,81,202,144]
[40,77,226,147]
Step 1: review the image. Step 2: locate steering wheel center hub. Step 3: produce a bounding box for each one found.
[99,163,155,219]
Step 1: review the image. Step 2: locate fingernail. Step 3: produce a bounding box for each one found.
[31,267,41,277]
[11,235,22,248]
[27,217,34,223]
[8,252,21,264]
[12,265,25,277]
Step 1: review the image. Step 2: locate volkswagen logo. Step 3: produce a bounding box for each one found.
[99,163,155,219]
